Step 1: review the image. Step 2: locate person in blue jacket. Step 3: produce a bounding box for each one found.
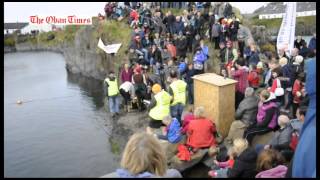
[156,116,182,144]
[308,33,316,53]
[292,58,316,178]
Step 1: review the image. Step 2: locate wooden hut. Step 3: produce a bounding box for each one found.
[192,73,237,138]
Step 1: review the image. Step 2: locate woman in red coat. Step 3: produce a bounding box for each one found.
[186,106,217,149]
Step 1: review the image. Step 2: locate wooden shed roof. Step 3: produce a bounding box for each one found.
[192,73,237,86]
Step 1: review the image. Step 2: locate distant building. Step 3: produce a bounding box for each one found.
[4,22,29,35]
[255,2,316,19]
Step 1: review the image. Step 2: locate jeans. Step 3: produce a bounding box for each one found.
[141,48,149,64]
[170,103,184,124]
[108,95,121,114]
[215,168,229,178]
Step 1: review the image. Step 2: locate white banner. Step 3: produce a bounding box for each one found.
[97,38,122,54]
[276,2,297,58]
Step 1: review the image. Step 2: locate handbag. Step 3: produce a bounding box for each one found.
[275,78,284,96]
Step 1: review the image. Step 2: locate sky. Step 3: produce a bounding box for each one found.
[4,2,269,23]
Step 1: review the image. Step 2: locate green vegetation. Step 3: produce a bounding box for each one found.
[4,36,15,47]
[249,15,316,35]
[109,139,121,155]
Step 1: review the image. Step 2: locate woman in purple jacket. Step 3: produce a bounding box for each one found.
[243,89,279,145]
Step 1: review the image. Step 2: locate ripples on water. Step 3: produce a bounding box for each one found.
[4,52,118,177]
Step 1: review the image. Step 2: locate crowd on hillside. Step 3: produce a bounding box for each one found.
[101,2,316,178]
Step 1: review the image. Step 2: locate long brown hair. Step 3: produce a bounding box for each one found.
[256,149,286,172]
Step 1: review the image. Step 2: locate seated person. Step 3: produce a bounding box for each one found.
[255,114,293,155]
[208,147,236,177]
[101,132,182,178]
[186,106,217,151]
[243,89,279,145]
[154,116,182,144]
[181,106,195,134]
[255,149,288,178]
[225,87,259,146]
[208,138,258,178]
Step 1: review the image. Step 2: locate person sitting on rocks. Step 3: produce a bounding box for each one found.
[208,147,236,177]
[254,114,293,155]
[153,115,182,144]
[255,149,288,178]
[208,138,258,178]
[224,87,259,147]
[186,106,217,152]
[181,105,195,134]
[101,132,182,178]
[243,89,279,145]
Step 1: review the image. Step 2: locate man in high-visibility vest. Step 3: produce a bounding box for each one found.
[168,70,187,124]
[146,83,171,133]
[104,71,120,118]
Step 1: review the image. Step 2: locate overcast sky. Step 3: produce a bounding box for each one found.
[4,2,269,23]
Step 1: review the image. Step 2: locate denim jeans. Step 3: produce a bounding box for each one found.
[215,168,229,178]
[170,103,184,124]
[141,48,149,64]
[108,95,121,114]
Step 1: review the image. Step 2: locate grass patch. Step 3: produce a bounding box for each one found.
[109,139,121,155]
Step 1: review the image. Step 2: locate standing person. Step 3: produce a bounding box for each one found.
[147,84,171,133]
[294,36,306,51]
[132,66,147,111]
[224,41,238,77]
[193,47,207,75]
[269,66,285,107]
[291,58,316,178]
[308,33,316,53]
[175,31,188,60]
[102,132,182,178]
[231,59,249,110]
[104,71,121,118]
[120,63,133,83]
[211,21,221,49]
[168,70,187,124]
[248,44,260,66]
[185,63,195,104]
[208,12,216,42]
[184,23,195,53]
[292,73,306,118]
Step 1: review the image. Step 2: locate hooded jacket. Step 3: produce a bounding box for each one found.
[292,58,316,178]
[227,148,258,178]
[235,96,259,126]
[167,118,182,143]
[256,93,278,129]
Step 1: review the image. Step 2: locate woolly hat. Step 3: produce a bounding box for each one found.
[295,55,304,64]
[152,84,161,94]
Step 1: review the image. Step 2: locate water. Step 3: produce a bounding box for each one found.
[4,51,118,177]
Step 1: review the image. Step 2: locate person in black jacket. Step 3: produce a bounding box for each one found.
[209,138,258,178]
[185,63,195,104]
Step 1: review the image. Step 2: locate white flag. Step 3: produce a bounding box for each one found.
[97,38,122,54]
[276,2,297,58]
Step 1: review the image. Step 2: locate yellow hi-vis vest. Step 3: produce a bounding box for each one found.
[149,90,171,121]
[170,80,187,106]
[105,78,119,96]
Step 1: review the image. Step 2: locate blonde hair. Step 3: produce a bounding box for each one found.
[162,115,172,125]
[120,132,167,176]
[232,138,248,156]
[194,106,205,118]
[257,149,286,172]
[279,57,288,66]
